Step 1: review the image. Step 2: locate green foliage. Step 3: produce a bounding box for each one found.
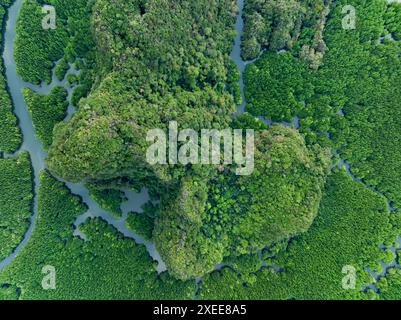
[230,113,268,131]
[6,0,400,298]
[226,126,331,254]
[87,184,126,218]
[43,0,334,283]
[326,1,401,208]
[154,175,221,280]
[0,6,21,153]
[0,284,20,300]
[226,59,242,105]
[0,171,194,300]
[380,249,396,265]
[15,0,68,84]
[23,86,68,149]
[0,1,14,7]
[0,86,21,154]
[377,268,401,300]
[384,2,401,40]
[125,212,154,241]
[244,52,313,122]
[154,125,330,280]
[54,58,69,81]
[224,253,261,285]
[0,152,33,260]
[243,0,401,207]
[199,170,401,300]
[242,0,330,68]
[65,73,79,87]
[47,0,238,183]
[15,0,96,84]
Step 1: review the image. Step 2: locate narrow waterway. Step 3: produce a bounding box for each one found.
[0,0,166,273]
[215,0,401,296]
[2,0,399,297]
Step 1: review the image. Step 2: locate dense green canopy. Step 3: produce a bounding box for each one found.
[1,0,401,300]
[154,125,330,280]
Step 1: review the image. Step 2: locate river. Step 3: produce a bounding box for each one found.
[1,0,398,296]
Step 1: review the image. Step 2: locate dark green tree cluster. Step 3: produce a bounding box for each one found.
[15,0,68,84]
[125,201,158,241]
[154,175,224,280]
[54,57,69,81]
[377,267,401,300]
[196,0,401,299]
[244,51,313,122]
[0,3,21,153]
[47,0,238,184]
[23,86,68,149]
[126,212,155,241]
[45,0,97,103]
[0,171,194,300]
[0,152,33,260]
[241,0,331,68]
[87,184,127,218]
[43,0,333,281]
[384,2,401,40]
[1,0,400,300]
[244,0,401,160]
[199,170,401,300]
[222,253,261,285]
[0,0,14,7]
[319,0,401,208]
[15,0,96,84]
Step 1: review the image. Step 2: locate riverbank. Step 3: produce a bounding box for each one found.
[0,0,166,273]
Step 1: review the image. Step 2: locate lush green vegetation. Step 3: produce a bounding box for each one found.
[87,184,126,218]
[385,1,401,40]
[154,125,330,280]
[244,51,313,122]
[242,0,331,68]
[0,152,33,261]
[15,0,95,84]
[54,57,69,81]
[15,0,67,84]
[199,170,401,299]
[0,171,194,300]
[47,0,238,184]
[377,267,401,299]
[42,0,332,281]
[0,2,21,153]
[125,201,159,240]
[244,0,401,208]
[324,0,401,209]
[23,86,68,149]
[44,0,401,286]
